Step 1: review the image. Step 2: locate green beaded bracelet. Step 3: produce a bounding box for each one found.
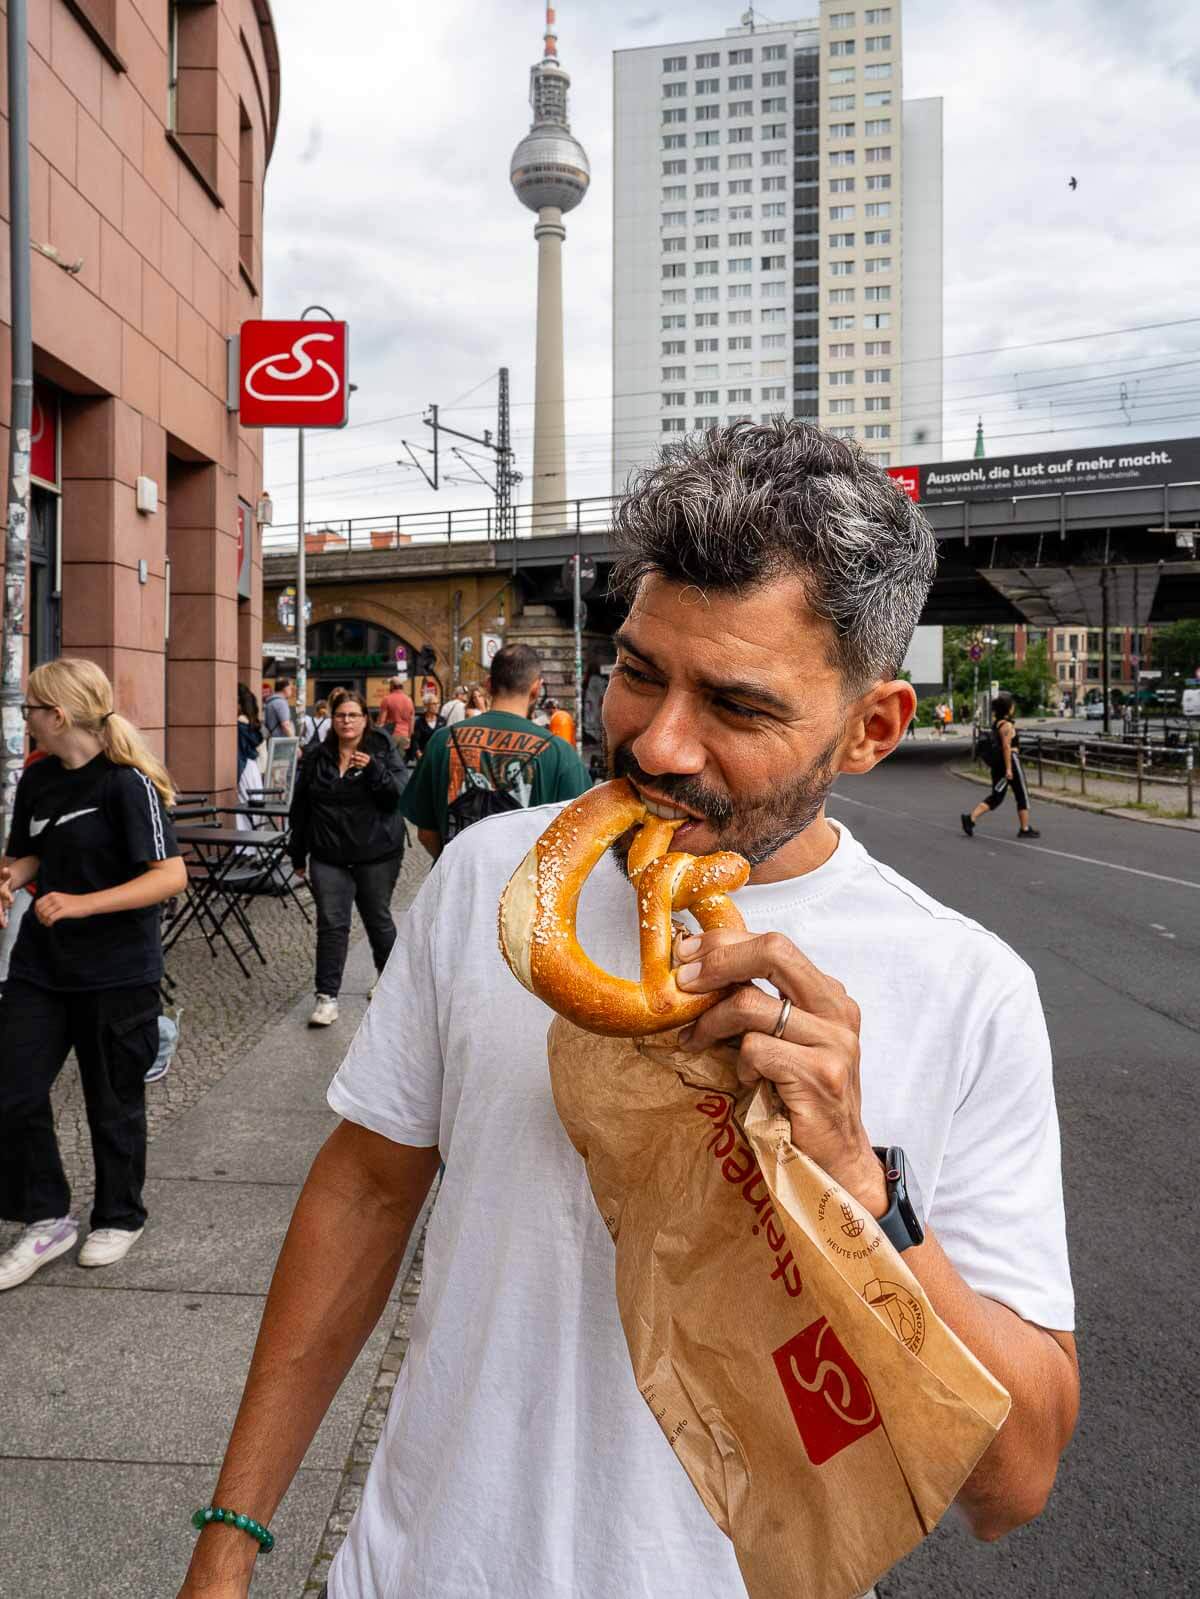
[191,1505,276,1554]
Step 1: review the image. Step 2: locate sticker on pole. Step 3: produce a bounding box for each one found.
[239,320,350,428]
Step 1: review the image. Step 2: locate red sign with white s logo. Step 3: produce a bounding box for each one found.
[239,320,350,428]
[772,1317,883,1466]
[31,381,59,488]
[887,465,920,502]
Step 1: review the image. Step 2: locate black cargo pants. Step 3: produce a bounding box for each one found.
[0,979,160,1230]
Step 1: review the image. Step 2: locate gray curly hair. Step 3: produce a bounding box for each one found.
[610,420,937,690]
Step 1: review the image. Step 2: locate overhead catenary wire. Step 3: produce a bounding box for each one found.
[264,313,1200,463]
[264,314,1200,514]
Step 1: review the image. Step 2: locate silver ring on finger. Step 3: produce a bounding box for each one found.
[771,996,793,1038]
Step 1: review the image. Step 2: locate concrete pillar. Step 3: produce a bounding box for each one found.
[58,395,168,758]
[532,205,567,532]
[165,458,239,799]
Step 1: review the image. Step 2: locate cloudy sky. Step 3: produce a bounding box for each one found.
[260,0,1200,530]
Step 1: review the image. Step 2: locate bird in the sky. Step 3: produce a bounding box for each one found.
[1068,176,1078,190]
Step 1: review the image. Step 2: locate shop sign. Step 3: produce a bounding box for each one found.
[31,381,59,489]
[239,320,350,428]
[310,651,390,670]
[237,500,254,600]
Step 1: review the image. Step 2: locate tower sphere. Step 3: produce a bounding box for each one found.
[510,20,590,216]
[510,127,591,214]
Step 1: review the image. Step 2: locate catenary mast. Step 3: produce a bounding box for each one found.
[509,6,590,531]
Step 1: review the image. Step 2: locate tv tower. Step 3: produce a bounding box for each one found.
[510,6,590,529]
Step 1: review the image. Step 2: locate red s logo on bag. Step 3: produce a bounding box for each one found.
[772,1317,883,1465]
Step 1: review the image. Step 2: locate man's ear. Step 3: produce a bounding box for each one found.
[839,679,917,774]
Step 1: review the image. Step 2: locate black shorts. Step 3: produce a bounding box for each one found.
[984,751,1029,812]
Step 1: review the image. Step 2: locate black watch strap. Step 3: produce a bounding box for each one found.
[873,1145,925,1253]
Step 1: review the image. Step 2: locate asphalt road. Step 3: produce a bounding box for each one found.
[825,746,1199,1598]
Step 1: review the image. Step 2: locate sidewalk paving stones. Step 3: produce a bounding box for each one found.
[0,846,433,1597]
[1,1283,390,1468]
[0,1460,339,1599]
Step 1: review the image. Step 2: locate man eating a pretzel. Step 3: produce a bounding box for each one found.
[179,422,1077,1599]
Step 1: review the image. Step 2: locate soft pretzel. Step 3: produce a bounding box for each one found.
[498,778,749,1036]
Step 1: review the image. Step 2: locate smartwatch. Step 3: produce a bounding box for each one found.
[872,1145,925,1253]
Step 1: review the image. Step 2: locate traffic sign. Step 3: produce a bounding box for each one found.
[561,554,597,596]
[239,320,350,428]
[276,586,312,631]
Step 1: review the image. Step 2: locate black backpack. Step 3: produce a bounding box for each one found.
[444,722,551,840]
[976,720,1012,765]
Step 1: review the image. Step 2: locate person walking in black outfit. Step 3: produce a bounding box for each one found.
[0,658,185,1291]
[962,691,1040,839]
[288,691,408,1027]
[409,692,445,765]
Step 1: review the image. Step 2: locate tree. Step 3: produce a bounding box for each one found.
[1151,620,1200,685]
[942,626,1051,715]
[1008,641,1055,714]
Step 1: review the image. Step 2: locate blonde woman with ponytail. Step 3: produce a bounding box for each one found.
[0,658,186,1290]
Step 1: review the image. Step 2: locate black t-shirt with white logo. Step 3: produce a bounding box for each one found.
[6,754,180,991]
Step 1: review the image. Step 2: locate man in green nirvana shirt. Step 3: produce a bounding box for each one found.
[401,643,592,858]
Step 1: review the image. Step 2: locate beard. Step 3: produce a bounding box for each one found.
[606,733,843,875]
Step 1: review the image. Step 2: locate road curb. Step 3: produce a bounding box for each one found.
[952,767,1200,831]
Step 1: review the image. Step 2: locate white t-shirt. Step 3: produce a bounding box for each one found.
[326,808,1073,1599]
[441,698,468,726]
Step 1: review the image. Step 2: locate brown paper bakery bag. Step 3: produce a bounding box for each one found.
[548,1016,1011,1599]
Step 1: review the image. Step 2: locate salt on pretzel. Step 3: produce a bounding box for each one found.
[498,777,749,1037]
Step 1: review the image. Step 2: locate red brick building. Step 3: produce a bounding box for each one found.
[2,0,279,793]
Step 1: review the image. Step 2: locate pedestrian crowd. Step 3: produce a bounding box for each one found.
[0,644,589,1291]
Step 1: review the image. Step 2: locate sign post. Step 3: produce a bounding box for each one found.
[297,426,306,719]
[563,547,596,755]
[238,309,349,724]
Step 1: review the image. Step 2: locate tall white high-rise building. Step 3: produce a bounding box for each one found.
[612,4,942,491]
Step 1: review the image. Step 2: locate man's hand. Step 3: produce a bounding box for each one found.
[0,864,13,928]
[34,891,91,928]
[676,928,1079,1540]
[675,927,887,1217]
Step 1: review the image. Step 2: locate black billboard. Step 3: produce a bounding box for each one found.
[888,436,1200,506]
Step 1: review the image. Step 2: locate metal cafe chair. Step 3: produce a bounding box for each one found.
[167,825,292,978]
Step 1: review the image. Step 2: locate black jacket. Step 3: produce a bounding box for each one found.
[410,711,445,763]
[237,720,263,770]
[288,728,407,868]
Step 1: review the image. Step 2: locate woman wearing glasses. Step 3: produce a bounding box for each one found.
[0,658,185,1291]
[288,691,408,1027]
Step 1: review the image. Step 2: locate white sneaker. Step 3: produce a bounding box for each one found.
[0,1217,79,1290]
[78,1226,144,1268]
[309,995,339,1027]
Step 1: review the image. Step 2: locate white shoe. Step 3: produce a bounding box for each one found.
[0,1217,79,1290]
[309,995,339,1026]
[78,1226,144,1268]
